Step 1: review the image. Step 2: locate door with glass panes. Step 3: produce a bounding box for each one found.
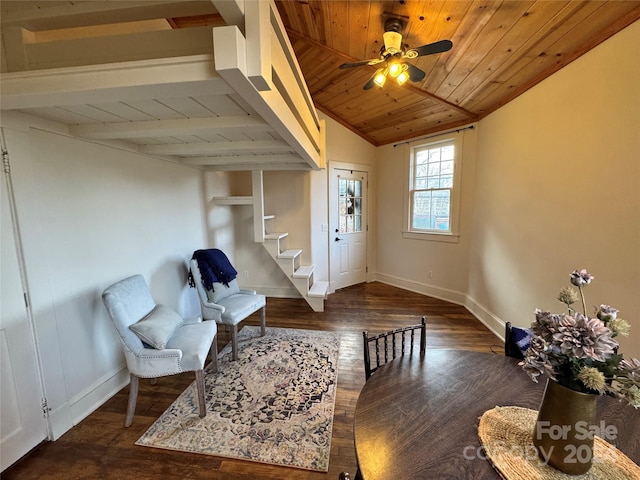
[330,168,367,291]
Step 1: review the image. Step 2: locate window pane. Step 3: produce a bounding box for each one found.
[346,215,354,232]
[426,177,439,189]
[338,176,364,234]
[339,198,347,215]
[412,191,432,230]
[354,198,361,215]
[440,175,453,188]
[428,162,441,176]
[412,190,451,231]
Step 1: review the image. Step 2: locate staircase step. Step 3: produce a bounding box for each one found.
[293,265,315,278]
[308,281,329,298]
[265,232,288,241]
[278,249,302,259]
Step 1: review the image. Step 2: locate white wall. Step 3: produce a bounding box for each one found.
[468,21,640,359]
[375,127,477,302]
[2,111,208,438]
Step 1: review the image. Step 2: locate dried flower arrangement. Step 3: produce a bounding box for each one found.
[521,269,640,407]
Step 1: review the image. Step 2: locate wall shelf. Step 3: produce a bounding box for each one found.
[212,196,253,205]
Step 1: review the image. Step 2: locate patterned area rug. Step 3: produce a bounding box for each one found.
[136,326,340,472]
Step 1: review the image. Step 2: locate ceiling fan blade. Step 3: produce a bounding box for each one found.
[406,39,453,58]
[339,58,384,69]
[406,63,426,82]
[363,74,377,90]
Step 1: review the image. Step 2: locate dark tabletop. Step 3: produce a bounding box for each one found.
[354,349,640,480]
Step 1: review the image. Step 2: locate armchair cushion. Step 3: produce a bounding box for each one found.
[129,304,184,349]
[206,278,240,304]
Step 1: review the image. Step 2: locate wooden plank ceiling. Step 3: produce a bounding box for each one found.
[275,0,640,146]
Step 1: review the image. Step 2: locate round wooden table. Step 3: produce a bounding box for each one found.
[354,349,640,479]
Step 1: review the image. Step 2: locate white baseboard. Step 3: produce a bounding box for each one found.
[67,366,130,429]
[374,273,467,306]
[374,273,505,342]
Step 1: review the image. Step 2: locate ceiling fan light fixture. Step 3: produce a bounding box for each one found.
[388,61,403,78]
[396,69,410,86]
[373,68,388,87]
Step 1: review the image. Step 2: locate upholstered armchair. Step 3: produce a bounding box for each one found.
[102,274,218,427]
[190,249,266,361]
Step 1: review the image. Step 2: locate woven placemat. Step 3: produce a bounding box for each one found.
[478,406,640,480]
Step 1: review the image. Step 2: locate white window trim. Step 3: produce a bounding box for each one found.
[402,133,463,243]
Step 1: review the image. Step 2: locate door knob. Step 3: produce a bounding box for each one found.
[335,237,343,242]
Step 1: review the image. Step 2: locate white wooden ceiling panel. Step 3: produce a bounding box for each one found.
[18,106,101,125]
[157,96,215,118]
[126,137,165,145]
[227,93,259,116]
[150,136,185,145]
[196,131,242,143]
[248,130,281,142]
[124,99,187,120]
[63,104,128,123]
[168,134,208,143]
[93,102,157,122]
[194,94,251,116]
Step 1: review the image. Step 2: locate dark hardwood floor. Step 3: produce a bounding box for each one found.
[4,282,501,480]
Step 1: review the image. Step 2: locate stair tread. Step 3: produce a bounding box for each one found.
[308,281,329,297]
[264,232,288,240]
[293,265,315,278]
[278,249,302,259]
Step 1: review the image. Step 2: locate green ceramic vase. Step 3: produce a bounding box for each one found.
[532,378,598,475]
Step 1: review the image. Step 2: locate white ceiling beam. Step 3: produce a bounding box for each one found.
[204,163,311,171]
[0,54,231,109]
[212,0,245,33]
[181,154,302,166]
[245,0,271,91]
[139,139,290,156]
[69,116,270,140]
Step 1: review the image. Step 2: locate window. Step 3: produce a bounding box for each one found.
[405,137,461,241]
[338,176,363,233]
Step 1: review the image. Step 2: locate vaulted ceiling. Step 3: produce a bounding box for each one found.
[274,0,640,146]
[2,0,639,161]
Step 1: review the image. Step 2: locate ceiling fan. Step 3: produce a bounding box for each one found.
[338,17,453,90]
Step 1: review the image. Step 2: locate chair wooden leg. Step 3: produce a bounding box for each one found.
[260,306,266,336]
[125,373,139,427]
[210,335,219,372]
[231,324,238,361]
[195,369,206,418]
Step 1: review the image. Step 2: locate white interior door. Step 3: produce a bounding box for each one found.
[1,138,48,472]
[329,167,367,291]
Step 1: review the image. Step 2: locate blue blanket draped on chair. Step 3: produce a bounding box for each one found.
[192,249,237,289]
